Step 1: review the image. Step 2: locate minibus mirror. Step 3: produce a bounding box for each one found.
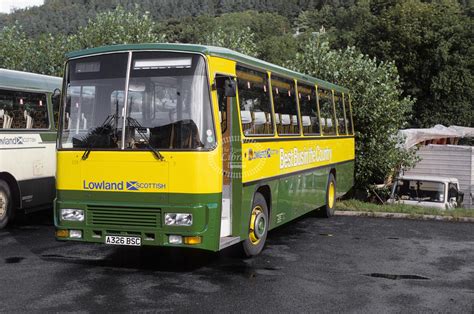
[52,88,61,101]
[225,79,236,97]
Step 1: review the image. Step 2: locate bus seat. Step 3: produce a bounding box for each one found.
[6,114,12,128]
[253,111,266,125]
[281,114,290,125]
[32,110,48,129]
[240,110,252,134]
[252,111,267,134]
[24,110,34,128]
[218,111,222,124]
[241,110,252,124]
[302,116,312,126]
[326,118,333,127]
[291,115,298,125]
[281,114,290,133]
[11,110,27,128]
[320,117,326,127]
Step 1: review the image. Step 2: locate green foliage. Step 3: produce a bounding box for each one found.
[289,33,415,187]
[360,0,473,127]
[0,25,33,72]
[200,26,258,57]
[297,0,473,128]
[0,7,162,76]
[70,6,162,50]
[0,0,341,37]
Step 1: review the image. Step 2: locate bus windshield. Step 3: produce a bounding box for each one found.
[60,52,215,150]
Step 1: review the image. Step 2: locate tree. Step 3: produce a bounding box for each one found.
[289,33,416,188]
[0,25,34,72]
[359,0,473,127]
[200,26,258,57]
[70,6,162,50]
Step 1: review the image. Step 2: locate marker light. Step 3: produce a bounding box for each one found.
[184,236,202,245]
[60,208,85,222]
[56,229,69,238]
[169,235,183,244]
[165,213,193,226]
[69,230,82,239]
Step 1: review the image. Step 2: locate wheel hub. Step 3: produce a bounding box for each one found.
[249,206,266,245]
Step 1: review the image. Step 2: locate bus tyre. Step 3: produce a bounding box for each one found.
[321,173,336,218]
[242,192,268,257]
[0,180,13,229]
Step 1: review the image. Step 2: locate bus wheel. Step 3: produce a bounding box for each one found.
[242,192,268,257]
[0,180,13,229]
[321,173,336,218]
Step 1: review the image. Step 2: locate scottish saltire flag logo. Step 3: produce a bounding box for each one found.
[126,181,139,191]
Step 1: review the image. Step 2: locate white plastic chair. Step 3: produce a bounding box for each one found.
[253,111,266,125]
[302,116,311,127]
[240,110,252,124]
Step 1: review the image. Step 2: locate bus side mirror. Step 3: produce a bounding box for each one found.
[225,79,236,97]
[52,88,61,103]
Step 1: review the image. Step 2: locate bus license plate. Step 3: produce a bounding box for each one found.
[105,235,141,246]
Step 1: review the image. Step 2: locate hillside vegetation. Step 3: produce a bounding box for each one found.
[0,0,472,189]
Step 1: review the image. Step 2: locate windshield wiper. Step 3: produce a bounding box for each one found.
[126,117,164,161]
[81,114,118,160]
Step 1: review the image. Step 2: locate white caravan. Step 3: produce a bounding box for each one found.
[389,175,464,210]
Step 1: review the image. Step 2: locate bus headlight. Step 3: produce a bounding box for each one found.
[60,208,85,222]
[165,213,192,226]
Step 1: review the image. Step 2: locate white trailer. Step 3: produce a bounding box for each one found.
[402,144,474,209]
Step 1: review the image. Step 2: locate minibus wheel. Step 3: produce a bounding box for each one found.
[321,173,336,218]
[242,192,268,257]
[0,180,13,229]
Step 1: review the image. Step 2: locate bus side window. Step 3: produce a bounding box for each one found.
[271,76,299,135]
[0,90,48,129]
[298,83,320,136]
[236,66,273,136]
[334,92,347,135]
[318,87,336,136]
[344,94,354,135]
[0,89,14,129]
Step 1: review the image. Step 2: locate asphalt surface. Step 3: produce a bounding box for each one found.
[0,210,473,313]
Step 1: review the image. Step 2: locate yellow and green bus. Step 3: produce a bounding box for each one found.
[55,44,354,256]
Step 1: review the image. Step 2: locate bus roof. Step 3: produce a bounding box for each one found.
[0,68,62,93]
[66,43,349,93]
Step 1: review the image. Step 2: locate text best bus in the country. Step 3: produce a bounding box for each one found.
[55,44,354,256]
[0,68,62,229]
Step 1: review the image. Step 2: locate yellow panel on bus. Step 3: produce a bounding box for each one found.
[56,150,222,194]
[241,137,355,184]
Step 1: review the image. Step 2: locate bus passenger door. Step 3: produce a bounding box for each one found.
[216,76,235,237]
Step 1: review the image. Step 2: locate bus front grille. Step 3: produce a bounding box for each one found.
[87,205,161,229]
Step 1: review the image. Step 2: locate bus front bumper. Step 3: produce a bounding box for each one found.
[54,192,222,252]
